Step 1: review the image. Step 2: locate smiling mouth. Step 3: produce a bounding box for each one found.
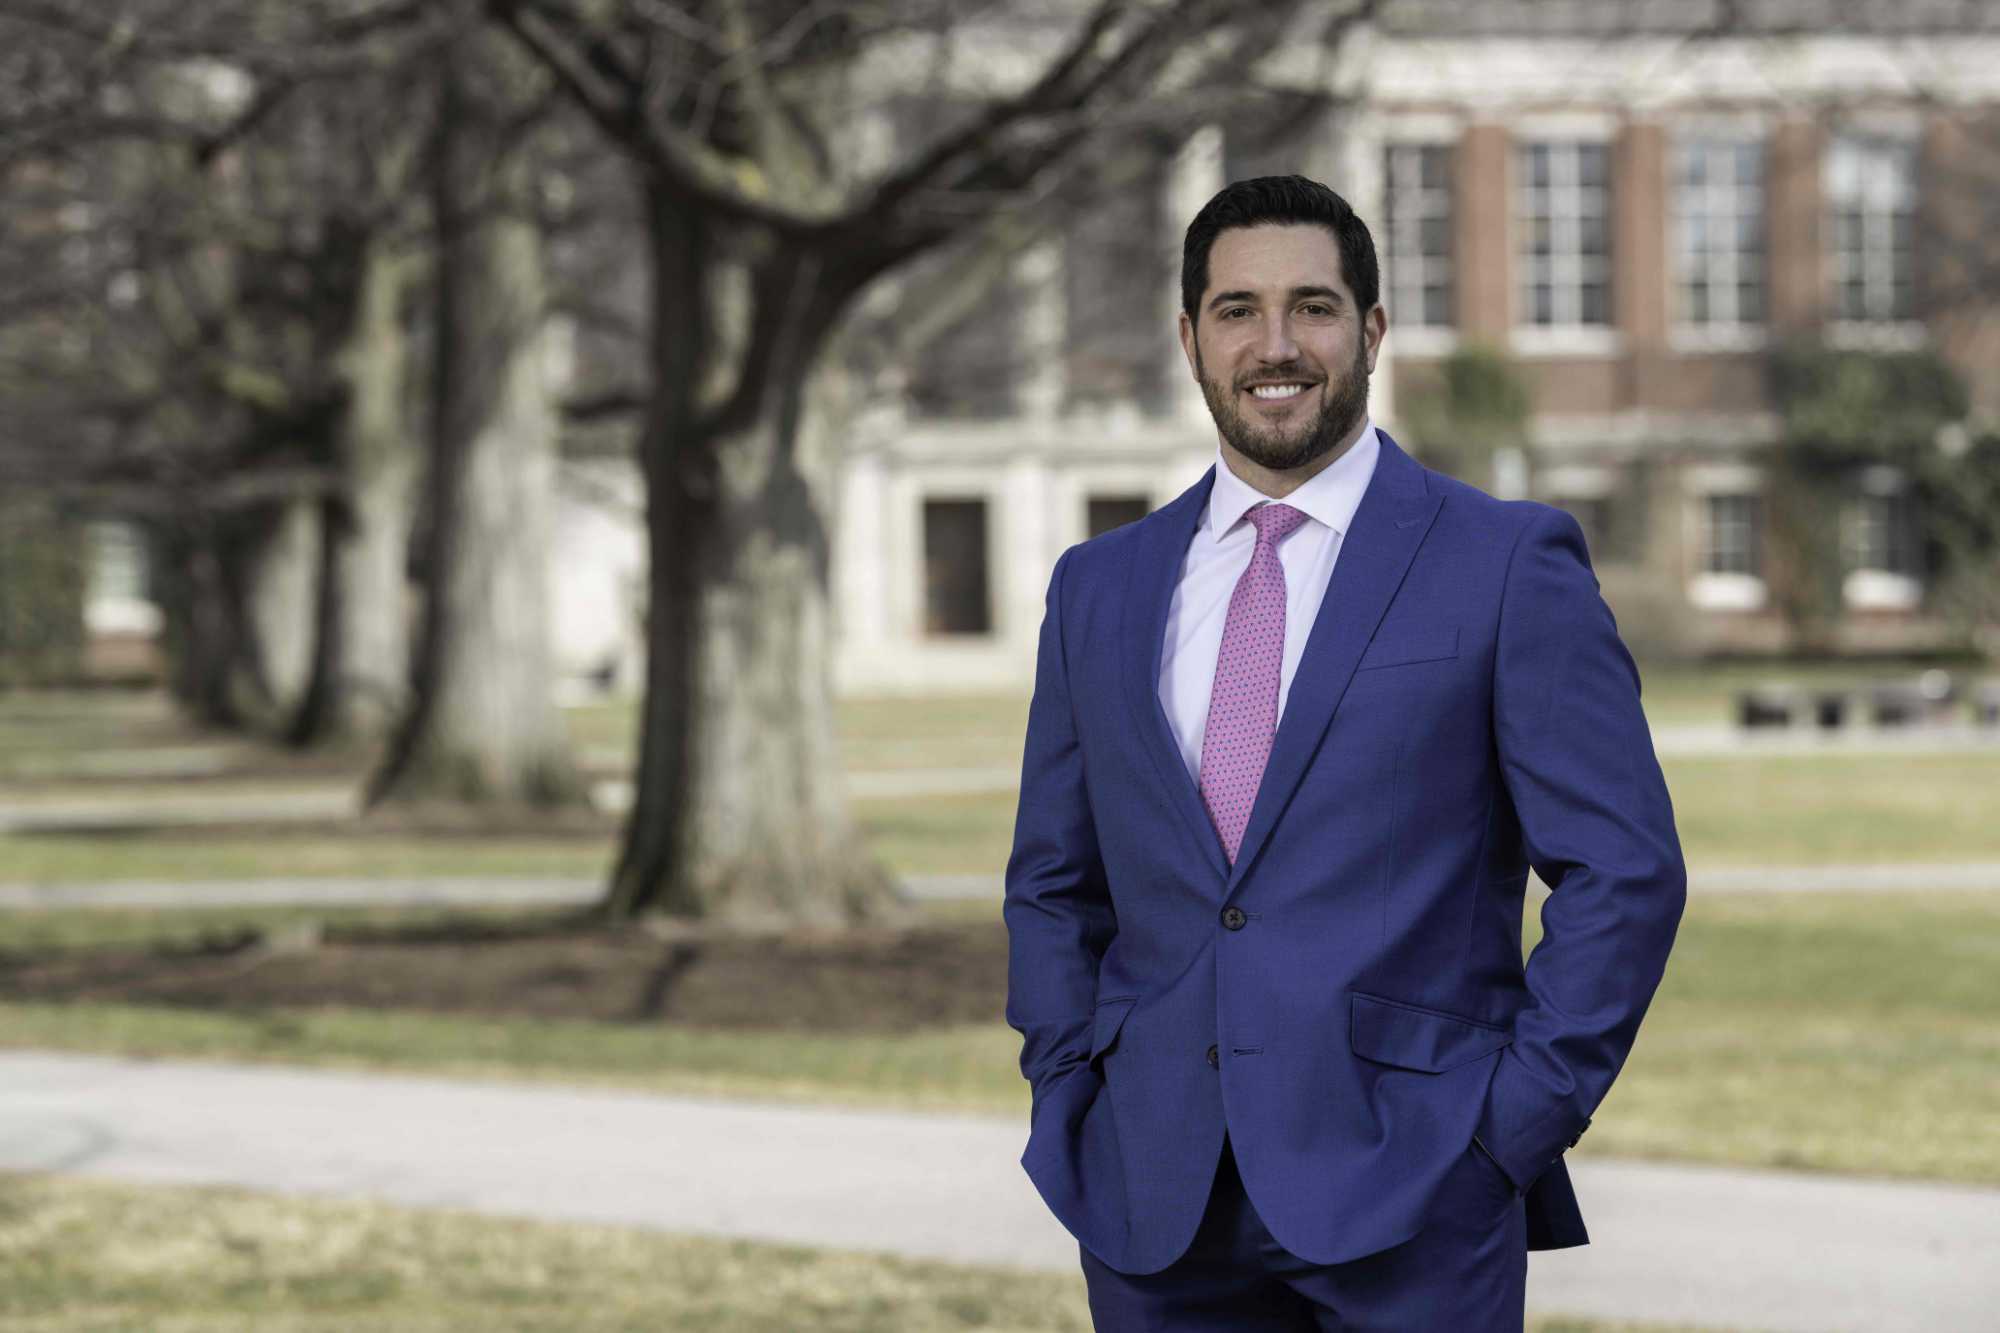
[1244,382,1316,402]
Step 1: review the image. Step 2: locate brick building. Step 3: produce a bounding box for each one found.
[831,5,2000,692]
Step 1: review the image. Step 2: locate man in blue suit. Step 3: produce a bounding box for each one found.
[1004,175,1686,1329]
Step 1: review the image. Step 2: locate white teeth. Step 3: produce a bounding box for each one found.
[1250,384,1309,399]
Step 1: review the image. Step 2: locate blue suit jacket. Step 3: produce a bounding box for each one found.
[1003,428,1686,1275]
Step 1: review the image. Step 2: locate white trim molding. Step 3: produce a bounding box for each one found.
[1826,321,1929,352]
[1843,569,1922,611]
[1386,325,1460,359]
[1510,326,1625,358]
[1668,324,1769,354]
[1690,571,1769,611]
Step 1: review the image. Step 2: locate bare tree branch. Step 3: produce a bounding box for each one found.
[493,0,836,233]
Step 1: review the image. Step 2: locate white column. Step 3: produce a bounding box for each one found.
[1016,241,1064,422]
[1166,125,1225,429]
[1330,110,1397,434]
[885,465,923,656]
[835,449,890,654]
[1004,452,1055,662]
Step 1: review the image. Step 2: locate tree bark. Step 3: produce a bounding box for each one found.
[156,510,278,730]
[289,238,416,746]
[367,31,580,808]
[599,186,901,926]
[243,494,318,715]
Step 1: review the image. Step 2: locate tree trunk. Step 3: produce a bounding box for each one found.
[367,32,579,808]
[157,511,276,730]
[1764,450,1844,657]
[599,189,902,927]
[244,495,319,717]
[289,239,415,747]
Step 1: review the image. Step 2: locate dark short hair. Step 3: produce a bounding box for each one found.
[1181,175,1379,326]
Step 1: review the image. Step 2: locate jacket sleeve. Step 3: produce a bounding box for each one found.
[1476,504,1687,1193]
[1003,546,1117,1117]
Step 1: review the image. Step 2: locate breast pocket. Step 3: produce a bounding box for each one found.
[1355,625,1460,672]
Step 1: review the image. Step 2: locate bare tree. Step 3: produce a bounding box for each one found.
[0,0,438,735]
[367,12,584,807]
[488,0,1375,924]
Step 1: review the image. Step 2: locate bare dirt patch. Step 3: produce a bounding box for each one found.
[0,912,1011,1033]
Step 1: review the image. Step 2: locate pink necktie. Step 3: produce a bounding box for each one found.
[1199,501,1309,865]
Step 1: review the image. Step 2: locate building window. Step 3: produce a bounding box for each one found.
[1516,141,1611,327]
[922,499,991,636]
[1844,489,1920,578]
[893,95,1026,419]
[1383,142,1453,328]
[1063,156,1171,416]
[1826,134,1916,323]
[1673,137,1765,328]
[1703,493,1762,577]
[1560,496,1615,564]
[1841,469,1923,609]
[85,520,149,603]
[1086,494,1150,538]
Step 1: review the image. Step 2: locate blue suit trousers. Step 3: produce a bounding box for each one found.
[1079,1134,1528,1332]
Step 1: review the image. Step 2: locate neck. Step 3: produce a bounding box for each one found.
[1220,418,1369,500]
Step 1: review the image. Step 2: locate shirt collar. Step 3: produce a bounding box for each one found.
[1206,418,1381,545]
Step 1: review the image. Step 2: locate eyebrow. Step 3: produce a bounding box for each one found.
[1206,285,1347,312]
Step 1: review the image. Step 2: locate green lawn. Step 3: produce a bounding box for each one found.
[0,1173,1718,1333]
[853,750,2000,875]
[0,829,613,884]
[5,747,1995,885]
[1654,752,2000,865]
[3,890,1995,1187]
[7,684,2000,884]
[1636,657,1991,728]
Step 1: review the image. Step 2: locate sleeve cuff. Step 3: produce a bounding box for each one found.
[1472,1133,1523,1197]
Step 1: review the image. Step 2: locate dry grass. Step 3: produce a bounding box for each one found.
[0,1172,1736,1333]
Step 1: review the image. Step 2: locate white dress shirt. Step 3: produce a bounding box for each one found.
[1157,420,1382,787]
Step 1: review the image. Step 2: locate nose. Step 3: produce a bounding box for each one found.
[1255,313,1300,365]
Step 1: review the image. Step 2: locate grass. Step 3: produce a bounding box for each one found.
[1659,752,2000,865]
[0,1001,1030,1113]
[5,684,1999,887]
[0,1172,1094,1333]
[853,751,2000,876]
[1575,890,2000,1183]
[2,685,1997,1191]
[1,891,1995,1186]
[0,829,612,884]
[1636,657,1991,727]
[0,904,560,955]
[4,748,1995,886]
[0,1173,1722,1333]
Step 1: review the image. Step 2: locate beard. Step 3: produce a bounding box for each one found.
[1194,333,1371,473]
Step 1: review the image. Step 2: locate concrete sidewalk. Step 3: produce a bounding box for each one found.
[1,1051,1993,1331]
[4,861,1997,911]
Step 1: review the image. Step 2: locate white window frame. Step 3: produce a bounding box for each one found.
[1512,137,1616,355]
[1824,130,1920,337]
[1669,133,1767,351]
[1541,464,1627,567]
[1685,463,1767,611]
[1840,464,1922,610]
[1383,140,1455,337]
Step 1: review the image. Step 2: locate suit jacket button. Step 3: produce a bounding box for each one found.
[1220,907,1247,930]
[1205,1044,1220,1069]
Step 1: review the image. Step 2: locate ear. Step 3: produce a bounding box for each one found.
[1362,304,1387,373]
[1178,310,1200,382]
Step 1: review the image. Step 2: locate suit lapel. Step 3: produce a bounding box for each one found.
[1224,429,1442,895]
[1122,465,1231,886]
